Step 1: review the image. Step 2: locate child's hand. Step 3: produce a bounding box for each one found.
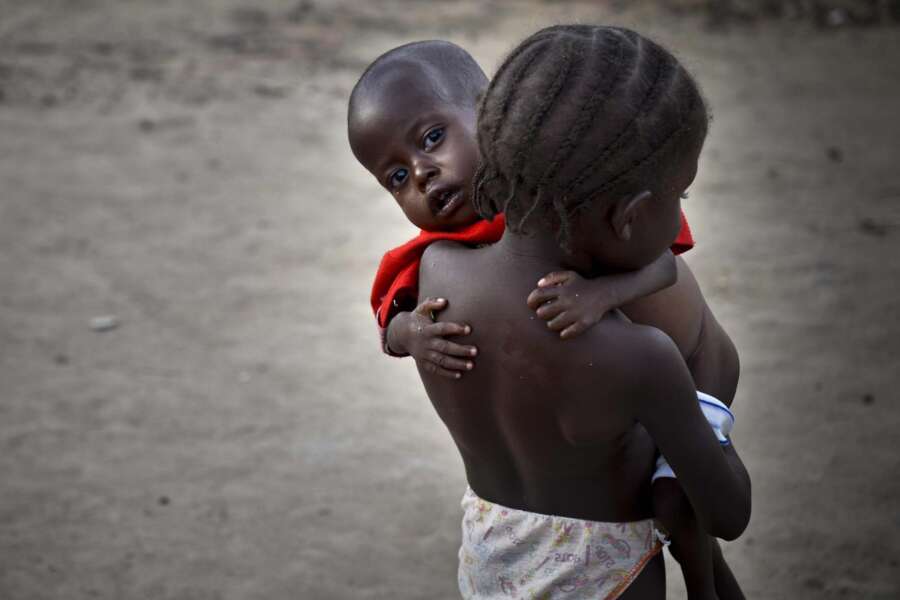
[392,298,477,379]
[526,271,614,340]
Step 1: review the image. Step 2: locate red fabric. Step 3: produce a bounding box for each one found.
[371,210,694,329]
[371,215,506,329]
[671,210,694,256]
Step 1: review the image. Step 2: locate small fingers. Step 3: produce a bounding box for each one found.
[427,321,471,337]
[560,319,590,340]
[430,338,478,358]
[426,351,474,373]
[547,312,576,332]
[420,360,464,380]
[537,270,574,288]
[535,300,566,321]
[415,297,448,316]
[526,286,560,310]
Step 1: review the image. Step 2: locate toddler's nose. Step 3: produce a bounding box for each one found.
[413,160,439,190]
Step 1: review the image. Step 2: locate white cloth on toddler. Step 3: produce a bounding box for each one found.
[651,391,735,483]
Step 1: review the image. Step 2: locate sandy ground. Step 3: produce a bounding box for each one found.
[1,1,898,598]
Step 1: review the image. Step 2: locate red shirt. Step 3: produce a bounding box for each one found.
[371,211,694,352]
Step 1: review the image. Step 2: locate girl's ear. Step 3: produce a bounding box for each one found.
[610,190,653,241]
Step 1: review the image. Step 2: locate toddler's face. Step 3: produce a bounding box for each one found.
[349,75,481,231]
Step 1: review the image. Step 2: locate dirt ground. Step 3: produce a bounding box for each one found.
[1,1,898,598]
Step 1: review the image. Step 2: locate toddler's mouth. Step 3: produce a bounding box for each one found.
[431,187,464,218]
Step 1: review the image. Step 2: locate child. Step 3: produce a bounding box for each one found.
[349,37,744,599]
[351,41,691,374]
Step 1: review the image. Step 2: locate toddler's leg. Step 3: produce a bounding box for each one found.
[653,477,746,600]
[653,477,717,600]
[711,539,745,600]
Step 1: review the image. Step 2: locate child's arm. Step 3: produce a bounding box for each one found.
[526,251,677,339]
[619,258,740,406]
[385,297,478,380]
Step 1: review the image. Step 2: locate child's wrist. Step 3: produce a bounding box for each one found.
[386,312,412,355]
[588,281,619,315]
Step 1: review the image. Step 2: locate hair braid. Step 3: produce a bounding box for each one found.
[514,186,545,233]
[566,88,702,216]
[471,162,494,217]
[535,29,625,195]
[563,45,667,201]
[474,25,708,249]
[507,37,579,229]
[552,195,572,251]
[474,34,558,222]
[479,37,553,157]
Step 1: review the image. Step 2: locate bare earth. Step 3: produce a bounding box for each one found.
[1,1,898,598]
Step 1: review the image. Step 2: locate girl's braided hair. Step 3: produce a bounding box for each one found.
[473,25,709,248]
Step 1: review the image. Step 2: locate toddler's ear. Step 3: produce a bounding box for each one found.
[611,190,653,241]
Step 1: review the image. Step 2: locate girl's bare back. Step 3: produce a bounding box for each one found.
[419,240,666,522]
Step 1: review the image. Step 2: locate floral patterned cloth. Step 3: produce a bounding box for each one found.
[458,488,662,599]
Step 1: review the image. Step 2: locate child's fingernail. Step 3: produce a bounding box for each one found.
[464,326,471,334]
[537,278,546,286]
[470,348,477,356]
[438,298,446,303]
[455,372,462,379]
[466,362,473,370]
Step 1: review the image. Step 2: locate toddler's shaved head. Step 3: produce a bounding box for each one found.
[348,40,488,133]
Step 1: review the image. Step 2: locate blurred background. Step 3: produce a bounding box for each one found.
[1,1,898,598]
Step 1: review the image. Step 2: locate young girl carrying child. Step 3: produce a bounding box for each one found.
[349,31,747,599]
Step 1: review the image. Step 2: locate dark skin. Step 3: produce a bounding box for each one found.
[350,62,745,599]
[415,157,750,598]
[349,65,482,375]
[630,259,743,600]
[349,65,678,375]
[349,65,481,234]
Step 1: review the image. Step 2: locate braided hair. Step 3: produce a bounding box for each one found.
[473,25,708,248]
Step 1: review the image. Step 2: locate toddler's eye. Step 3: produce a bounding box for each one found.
[423,127,444,150]
[680,191,690,199]
[388,168,408,189]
